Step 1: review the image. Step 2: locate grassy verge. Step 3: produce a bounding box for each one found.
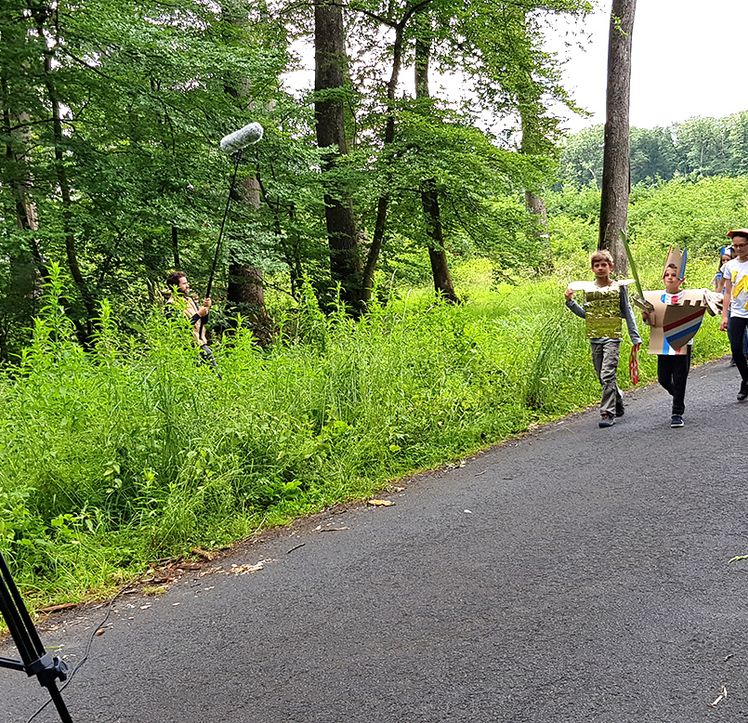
[0,263,731,609]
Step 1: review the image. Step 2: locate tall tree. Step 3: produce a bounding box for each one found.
[414,16,457,302]
[314,0,364,312]
[1,4,46,357]
[513,8,555,272]
[419,0,588,271]
[598,0,636,271]
[357,0,433,305]
[31,4,96,339]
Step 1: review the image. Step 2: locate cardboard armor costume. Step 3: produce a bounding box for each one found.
[566,279,635,339]
[632,247,722,354]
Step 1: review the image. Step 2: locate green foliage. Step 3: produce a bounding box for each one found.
[547,175,748,270]
[558,111,748,189]
[626,177,748,255]
[0,0,298,346]
[373,107,551,270]
[1,0,596,354]
[557,125,604,187]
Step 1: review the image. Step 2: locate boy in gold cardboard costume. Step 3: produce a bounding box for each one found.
[564,249,642,428]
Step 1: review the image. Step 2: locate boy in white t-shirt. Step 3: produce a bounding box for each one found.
[721,229,748,400]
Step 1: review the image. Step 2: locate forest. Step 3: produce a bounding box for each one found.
[1,0,590,358]
[558,113,748,188]
[2,0,748,605]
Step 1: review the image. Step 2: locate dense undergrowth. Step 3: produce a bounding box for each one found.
[0,260,731,608]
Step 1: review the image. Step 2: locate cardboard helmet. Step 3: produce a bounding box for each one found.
[663,246,687,281]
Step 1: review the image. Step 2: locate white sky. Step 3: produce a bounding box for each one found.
[560,0,748,131]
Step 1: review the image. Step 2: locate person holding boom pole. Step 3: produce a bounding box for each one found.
[165,121,264,366]
[165,270,215,366]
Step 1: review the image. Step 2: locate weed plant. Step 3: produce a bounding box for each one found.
[0,263,730,608]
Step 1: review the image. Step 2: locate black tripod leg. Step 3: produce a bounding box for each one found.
[45,678,73,723]
[0,554,45,661]
[0,554,73,722]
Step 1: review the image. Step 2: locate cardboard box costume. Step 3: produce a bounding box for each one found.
[632,247,722,354]
[566,279,636,339]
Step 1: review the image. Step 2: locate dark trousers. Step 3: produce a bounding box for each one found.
[728,316,748,385]
[726,309,748,361]
[657,347,691,416]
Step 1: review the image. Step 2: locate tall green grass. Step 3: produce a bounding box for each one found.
[0,264,730,607]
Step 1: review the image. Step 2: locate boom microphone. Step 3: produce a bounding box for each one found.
[219,122,264,154]
[205,120,264,301]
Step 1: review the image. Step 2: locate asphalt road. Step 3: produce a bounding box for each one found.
[2,359,747,723]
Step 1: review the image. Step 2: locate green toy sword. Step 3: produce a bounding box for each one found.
[621,231,654,314]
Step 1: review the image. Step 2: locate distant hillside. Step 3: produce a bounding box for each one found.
[558,111,748,188]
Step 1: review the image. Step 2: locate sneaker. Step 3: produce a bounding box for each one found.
[738,383,748,402]
[670,415,685,428]
[598,413,616,428]
[615,398,625,417]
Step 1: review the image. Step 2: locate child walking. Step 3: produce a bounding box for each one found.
[642,264,692,427]
[712,246,733,294]
[721,229,748,401]
[564,249,642,428]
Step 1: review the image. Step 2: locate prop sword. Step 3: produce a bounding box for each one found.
[620,231,654,315]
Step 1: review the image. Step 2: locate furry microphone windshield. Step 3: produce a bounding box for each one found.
[219,122,264,154]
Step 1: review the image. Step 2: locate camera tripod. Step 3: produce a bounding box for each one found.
[0,552,72,722]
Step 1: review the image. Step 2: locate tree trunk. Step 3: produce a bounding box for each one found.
[2,104,46,276]
[254,171,305,300]
[1,38,48,286]
[281,206,304,300]
[524,189,551,271]
[360,0,434,303]
[414,28,457,303]
[361,20,405,303]
[599,0,636,273]
[513,9,552,273]
[226,173,274,346]
[420,181,458,303]
[171,225,180,268]
[521,138,551,272]
[314,0,363,313]
[1,69,82,353]
[226,262,274,347]
[34,13,95,339]
[0,99,37,358]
